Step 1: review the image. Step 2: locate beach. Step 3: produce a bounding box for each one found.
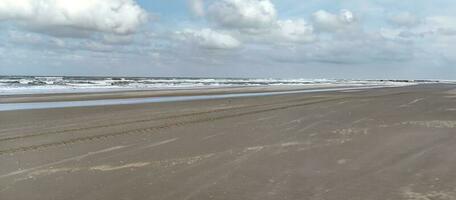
[1,84,456,199]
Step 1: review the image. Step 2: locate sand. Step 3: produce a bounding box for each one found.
[1,84,456,200]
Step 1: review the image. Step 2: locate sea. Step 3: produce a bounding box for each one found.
[0,75,442,95]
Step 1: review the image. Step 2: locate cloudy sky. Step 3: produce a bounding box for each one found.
[0,0,455,79]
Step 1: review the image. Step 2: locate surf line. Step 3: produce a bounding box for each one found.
[0,86,385,111]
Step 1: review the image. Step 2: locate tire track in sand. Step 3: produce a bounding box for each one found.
[0,97,345,156]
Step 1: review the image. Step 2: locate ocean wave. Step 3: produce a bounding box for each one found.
[0,76,440,95]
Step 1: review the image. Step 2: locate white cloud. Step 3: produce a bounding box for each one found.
[176,28,241,49]
[0,0,148,36]
[188,0,205,17]
[203,0,314,45]
[312,9,357,32]
[388,12,420,28]
[271,20,315,44]
[208,0,277,30]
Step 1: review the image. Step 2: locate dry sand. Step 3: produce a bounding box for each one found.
[1,84,456,200]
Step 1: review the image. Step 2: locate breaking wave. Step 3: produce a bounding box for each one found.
[0,76,438,95]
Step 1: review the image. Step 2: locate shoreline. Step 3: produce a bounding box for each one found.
[0,85,402,111]
[0,82,420,104]
[0,76,424,99]
[0,85,346,103]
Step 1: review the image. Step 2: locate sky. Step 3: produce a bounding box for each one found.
[0,0,456,79]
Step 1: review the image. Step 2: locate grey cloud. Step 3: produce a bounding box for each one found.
[3,0,456,79]
[388,12,420,28]
[102,34,135,45]
[188,0,206,17]
[425,16,456,36]
[25,25,94,38]
[176,0,419,67]
[207,0,277,30]
[198,0,316,46]
[236,19,316,45]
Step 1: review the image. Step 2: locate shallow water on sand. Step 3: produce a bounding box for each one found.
[0,86,379,111]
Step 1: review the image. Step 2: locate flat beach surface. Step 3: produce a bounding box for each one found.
[1,84,456,200]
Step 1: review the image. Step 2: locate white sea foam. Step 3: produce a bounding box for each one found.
[0,76,435,95]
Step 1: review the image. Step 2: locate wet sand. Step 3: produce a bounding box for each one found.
[1,84,456,200]
[0,85,355,103]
